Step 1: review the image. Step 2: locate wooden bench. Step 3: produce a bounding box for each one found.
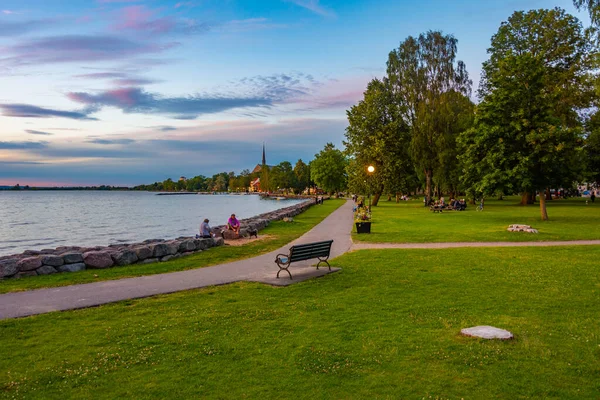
[275,240,334,279]
[429,205,444,213]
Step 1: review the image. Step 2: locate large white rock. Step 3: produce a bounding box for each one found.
[461,326,513,340]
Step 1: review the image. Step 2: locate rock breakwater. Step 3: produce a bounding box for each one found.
[0,200,315,280]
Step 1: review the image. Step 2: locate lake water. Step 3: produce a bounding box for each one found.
[0,191,304,256]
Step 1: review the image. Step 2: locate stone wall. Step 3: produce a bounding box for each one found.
[0,199,316,280]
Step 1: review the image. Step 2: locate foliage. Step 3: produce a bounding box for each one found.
[310,143,348,194]
[269,161,295,191]
[459,8,594,220]
[353,208,371,223]
[344,79,415,204]
[386,31,473,202]
[293,159,311,194]
[2,246,599,398]
[574,0,600,26]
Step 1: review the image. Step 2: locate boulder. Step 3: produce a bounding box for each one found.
[213,237,225,246]
[222,230,239,240]
[40,249,56,254]
[179,240,196,253]
[62,253,84,264]
[165,241,180,255]
[461,326,513,340]
[112,250,138,266]
[58,263,86,273]
[42,255,64,267]
[142,258,158,264]
[36,265,57,275]
[18,257,42,272]
[83,251,114,269]
[160,255,174,262]
[0,258,19,278]
[16,271,37,278]
[23,250,41,256]
[134,246,152,260]
[150,243,170,258]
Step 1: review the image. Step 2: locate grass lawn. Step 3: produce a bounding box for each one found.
[353,196,600,243]
[0,200,345,294]
[1,246,599,399]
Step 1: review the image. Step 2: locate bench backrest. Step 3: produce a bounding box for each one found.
[289,240,333,262]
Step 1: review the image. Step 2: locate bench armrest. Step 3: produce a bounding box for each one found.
[275,253,290,263]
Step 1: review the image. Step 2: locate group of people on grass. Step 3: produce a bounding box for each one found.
[197,213,241,239]
[428,196,468,211]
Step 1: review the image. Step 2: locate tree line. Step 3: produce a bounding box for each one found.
[320,5,600,220]
[132,159,313,194]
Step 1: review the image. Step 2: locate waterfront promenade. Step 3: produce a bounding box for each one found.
[0,200,355,320]
[2,198,600,320]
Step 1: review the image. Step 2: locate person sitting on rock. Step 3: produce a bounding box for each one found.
[199,218,212,239]
[227,214,241,236]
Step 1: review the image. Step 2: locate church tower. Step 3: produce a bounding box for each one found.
[262,142,266,166]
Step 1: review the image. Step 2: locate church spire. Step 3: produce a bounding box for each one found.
[262,142,266,166]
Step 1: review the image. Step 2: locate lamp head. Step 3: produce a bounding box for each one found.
[367,165,375,174]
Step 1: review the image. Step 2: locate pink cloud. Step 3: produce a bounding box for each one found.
[112,6,177,34]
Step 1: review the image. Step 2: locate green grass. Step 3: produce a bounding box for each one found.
[354,195,600,243]
[1,246,599,398]
[0,200,345,294]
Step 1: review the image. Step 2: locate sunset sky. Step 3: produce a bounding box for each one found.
[0,0,585,186]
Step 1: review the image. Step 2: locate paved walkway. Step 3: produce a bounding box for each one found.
[0,200,355,320]
[350,239,600,250]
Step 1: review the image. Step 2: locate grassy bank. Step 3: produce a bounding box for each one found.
[353,196,600,243]
[1,246,599,398]
[0,199,345,294]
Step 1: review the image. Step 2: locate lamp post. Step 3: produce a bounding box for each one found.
[367,165,375,211]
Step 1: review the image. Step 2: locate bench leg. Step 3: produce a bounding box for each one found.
[276,262,293,279]
[316,257,331,271]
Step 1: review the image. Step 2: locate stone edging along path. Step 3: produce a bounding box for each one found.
[0,200,316,280]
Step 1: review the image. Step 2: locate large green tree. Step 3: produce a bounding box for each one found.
[345,78,414,205]
[459,8,592,220]
[310,143,348,194]
[293,159,311,194]
[386,31,473,203]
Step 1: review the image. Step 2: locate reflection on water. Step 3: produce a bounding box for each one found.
[0,191,303,256]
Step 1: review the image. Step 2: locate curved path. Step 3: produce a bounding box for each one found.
[0,200,355,320]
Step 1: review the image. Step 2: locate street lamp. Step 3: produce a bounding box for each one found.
[367,165,375,211]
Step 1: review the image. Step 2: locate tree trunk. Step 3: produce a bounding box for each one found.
[520,193,529,205]
[545,188,552,201]
[529,192,536,204]
[396,193,400,203]
[371,192,382,207]
[387,194,392,201]
[539,189,549,220]
[497,193,504,200]
[425,170,432,204]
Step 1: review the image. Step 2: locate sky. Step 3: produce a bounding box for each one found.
[0,0,587,186]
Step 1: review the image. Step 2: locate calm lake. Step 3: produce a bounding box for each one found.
[0,191,304,256]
